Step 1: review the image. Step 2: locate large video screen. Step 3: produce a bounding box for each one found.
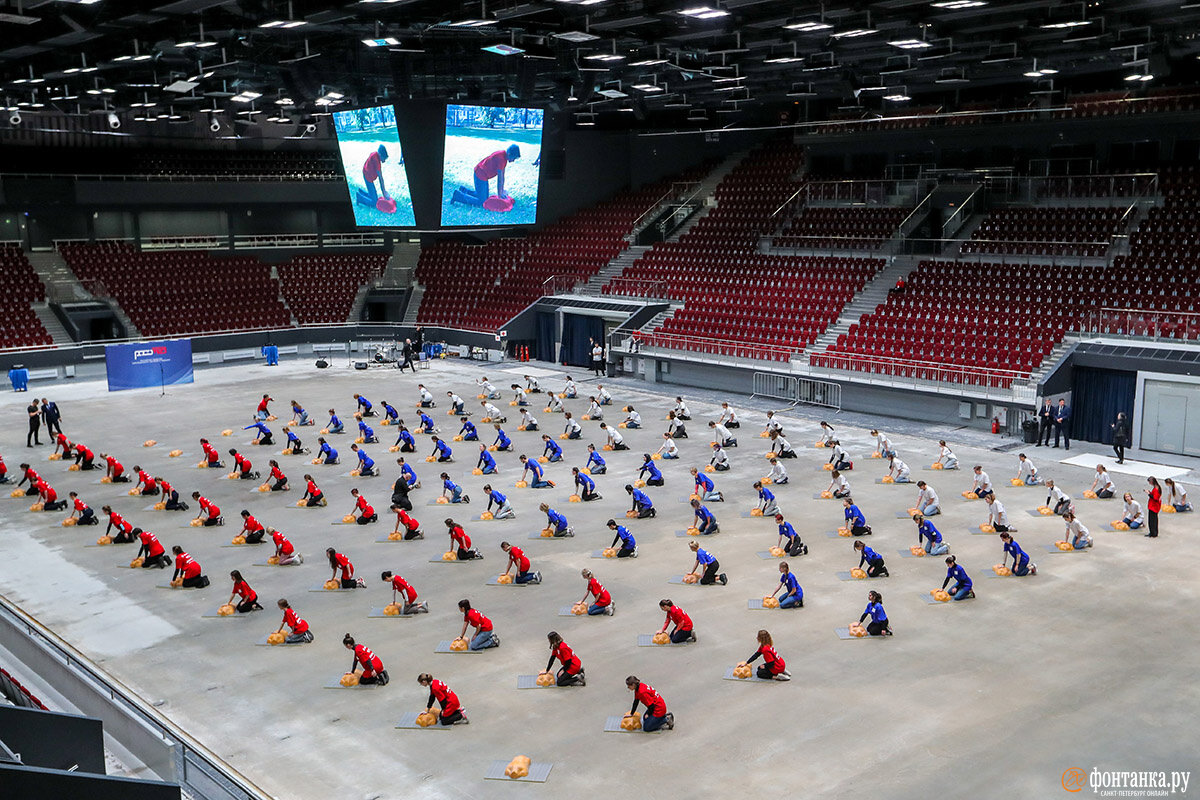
[440,104,544,227]
[333,105,416,227]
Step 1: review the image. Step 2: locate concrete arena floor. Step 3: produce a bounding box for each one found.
[1,359,1197,800]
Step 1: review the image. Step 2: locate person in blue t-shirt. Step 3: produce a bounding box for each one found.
[753,481,778,516]
[357,418,378,444]
[585,444,606,474]
[853,540,889,577]
[606,519,637,557]
[771,561,803,608]
[913,514,948,555]
[941,556,975,600]
[691,467,723,502]
[350,444,376,477]
[290,401,313,427]
[572,467,600,501]
[353,394,374,416]
[440,472,469,503]
[430,436,453,463]
[857,591,892,636]
[418,412,437,434]
[999,531,1037,576]
[476,445,497,475]
[397,457,419,489]
[284,428,307,455]
[637,455,664,486]
[394,425,416,452]
[326,409,344,434]
[459,418,478,442]
[773,513,807,557]
[541,436,563,463]
[483,485,515,518]
[625,484,655,518]
[380,401,399,424]
[520,455,554,488]
[244,421,273,445]
[842,497,871,536]
[492,424,512,452]
[688,540,727,585]
[539,503,573,537]
[690,498,718,535]
[316,438,338,465]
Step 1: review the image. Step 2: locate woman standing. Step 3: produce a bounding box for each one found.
[1110,412,1130,464]
[544,632,585,686]
[1145,477,1162,538]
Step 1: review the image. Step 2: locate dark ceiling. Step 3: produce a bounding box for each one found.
[2,0,1199,136]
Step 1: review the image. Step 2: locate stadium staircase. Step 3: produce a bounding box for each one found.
[578,245,652,296]
[30,304,72,346]
[798,257,917,364]
[26,249,130,342]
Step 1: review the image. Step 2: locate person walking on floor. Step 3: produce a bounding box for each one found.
[1111,412,1129,464]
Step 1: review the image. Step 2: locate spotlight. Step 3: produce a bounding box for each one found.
[9,111,20,126]
[209,118,221,132]
[107,112,120,130]
[305,123,316,133]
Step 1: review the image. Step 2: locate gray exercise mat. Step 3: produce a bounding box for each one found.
[636,633,689,647]
[755,551,784,560]
[603,715,663,733]
[322,676,382,689]
[557,605,589,617]
[201,607,254,619]
[834,627,887,640]
[667,575,701,585]
[486,576,534,586]
[307,584,361,592]
[897,549,927,558]
[968,527,1001,536]
[367,606,423,618]
[483,760,553,783]
[251,558,302,567]
[722,666,776,683]
[1043,544,1089,553]
[375,534,419,543]
[394,712,451,729]
[254,635,306,646]
[434,640,485,654]
[747,599,780,611]
[516,674,560,689]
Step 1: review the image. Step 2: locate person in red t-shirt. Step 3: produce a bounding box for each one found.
[544,631,585,687]
[191,493,223,526]
[343,634,388,684]
[135,527,170,568]
[228,449,258,480]
[238,510,266,543]
[0,453,8,483]
[199,438,223,468]
[267,459,289,492]
[380,570,427,615]
[271,527,302,565]
[102,505,136,542]
[658,599,695,644]
[444,518,479,560]
[256,394,273,421]
[742,629,790,681]
[171,546,208,588]
[326,548,364,589]
[36,479,66,511]
[158,477,186,511]
[67,492,98,525]
[226,570,263,613]
[626,675,673,731]
[457,599,498,650]
[500,541,541,584]
[302,474,325,507]
[578,569,613,616]
[100,453,129,482]
[348,488,378,525]
[73,444,95,470]
[418,673,467,725]
[53,433,73,459]
[451,144,520,207]
[392,507,422,540]
[275,599,313,643]
[132,466,158,496]
[355,145,392,208]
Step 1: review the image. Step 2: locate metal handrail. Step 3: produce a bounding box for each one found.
[1,171,338,183]
[0,593,273,799]
[629,329,798,361]
[941,185,982,238]
[50,233,388,251]
[813,350,1031,381]
[604,277,670,299]
[630,181,702,233]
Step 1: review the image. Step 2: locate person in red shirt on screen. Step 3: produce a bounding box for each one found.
[355,145,392,208]
[450,144,520,207]
[275,599,313,644]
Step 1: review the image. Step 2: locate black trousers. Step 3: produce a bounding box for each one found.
[1148,509,1158,537]
[1038,420,1052,445]
[699,559,720,585]
[27,420,41,446]
[1053,423,1069,448]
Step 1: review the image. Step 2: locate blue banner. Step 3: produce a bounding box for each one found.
[105,339,194,392]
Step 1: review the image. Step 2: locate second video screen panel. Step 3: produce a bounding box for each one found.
[441,104,544,227]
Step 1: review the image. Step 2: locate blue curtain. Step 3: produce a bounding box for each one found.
[1071,367,1136,444]
[535,312,557,362]
[560,313,604,367]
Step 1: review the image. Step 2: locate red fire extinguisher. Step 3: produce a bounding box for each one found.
[991,417,1000,434]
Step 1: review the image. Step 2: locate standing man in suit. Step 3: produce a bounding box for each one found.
[1053,398,1071,450]
[1036,399,1054,447]
[40,398,62,437]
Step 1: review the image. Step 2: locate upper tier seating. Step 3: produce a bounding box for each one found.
[59,243,292,337]
[0,244,53,349]
[773,206,909,250]
[961,206,1128,257]
[276,253,387,325]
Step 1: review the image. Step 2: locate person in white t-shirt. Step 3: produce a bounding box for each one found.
[828,469,850,498]
[591,341,604,376]
[585,397,604,420]
[656,433,679,460]
[480,400,506,423]
[710,443,730,471]
[937,440,958,470]
[870,429,895,459]
[765,455,788,485]
[1090,465,1115,499]
[1016,453,1040,485]
[709,421,737,448]
[600,423,627,450]
[674,397,691,420]
[888,456,911,484]
[1063,511,1092,549]
[718,402,739,429]
[1045,479,1072,516]
[763,411,784,436]
[1120,492,1144,529]
[769,431,795,458]
[985,494,1014,532]
[915,480,939,515]
[969,465,993,498]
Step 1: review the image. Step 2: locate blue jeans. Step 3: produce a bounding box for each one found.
[895,474,911,483]
[701,490,721,501]
[1012,559,1030,576]
[494,503,514,519]
[450,487,463,502]
[625,422,640,429]
[587,603,607,615]
[779,590,802,608]
[1174,503,1193,512]
[951,584,972,600]
[532,478,551,488]
[1024,476,1041,485]
[1123,518,1142,529]
[469,630,497,650]
[514,569,536,585]
[918,503,940,516]
[698,519,718,535]
[926,541,949,556]
[663,452,678,459]
[480,465,496,474]
[1071,535,1091,549]
[943,458,958,469]
[329,424,344,434]
[642,712,668,732]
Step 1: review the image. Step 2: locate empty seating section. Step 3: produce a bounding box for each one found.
[774,206,908,250]
[604,141,884,361]
[135,151,340,180]
[0,244,52,349]
[59,243,291,337]
[415,183,672,330]
[962,206,1127,257]
[276,253,387,324]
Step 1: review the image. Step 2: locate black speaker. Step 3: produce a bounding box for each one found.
[315,359,329,369]
[354,361,368,370]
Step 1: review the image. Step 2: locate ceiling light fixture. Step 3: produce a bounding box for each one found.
[784,20,832,32]
[680,5,730,19]
[931,0,986,8]
[888,39,932,49]
[831,28,877,38]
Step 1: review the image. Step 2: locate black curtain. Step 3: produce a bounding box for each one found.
[535,312,556,362]
[1071,367,1136,444]
[560,313,603,367]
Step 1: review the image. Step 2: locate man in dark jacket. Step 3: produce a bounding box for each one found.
[41,398,62,436]
[1053,399,1071,450]
[1036,399,1054,447]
